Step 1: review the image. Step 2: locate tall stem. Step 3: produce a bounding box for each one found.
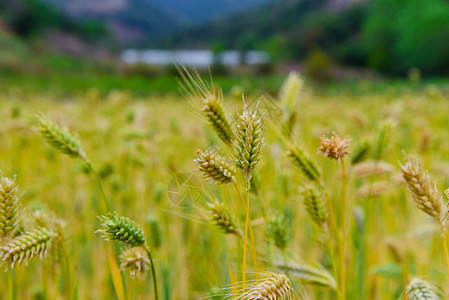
[57,237,72,298]
[242,182,252,291]
[327,235,338,297]
[340,159,347,300]
[440,225,449,285]
[8,268,15,300]
[147,248,159,300]
[84,160,112,212]
[234,182,259,278]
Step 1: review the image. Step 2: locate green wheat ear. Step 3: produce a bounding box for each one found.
[233,102,265,185]
[97,212,146,247]
[36,114,87,160]
[287,145,321,184]
[266,214,289,251]
[350,140,371,165]
[0,172,20,238]
[302,185,328,229]
[231,273,293,300]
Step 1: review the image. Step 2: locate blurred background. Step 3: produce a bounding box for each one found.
[0,0,449,94]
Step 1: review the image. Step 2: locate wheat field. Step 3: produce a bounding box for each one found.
[0,73,449,299]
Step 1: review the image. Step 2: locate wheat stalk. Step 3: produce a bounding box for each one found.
[404,278,440,300]
[317,132,350,300]
[98,212,159,299]
[233,101,264,290]
[0,227,55,268]
[194,148,236,184]
[0,173,20,238]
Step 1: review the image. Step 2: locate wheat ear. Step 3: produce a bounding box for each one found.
[177,67,234,145]
[275,261,337,290]
[279,71,303,114]
[119,246,150,279]
[97,213,146,246]
[0,173,20,238]
[287,145,321,184]
[0,227,55,268]
[233,101,265,185]
[373,121,392,161]
[302,185,328,229]
[36,114,86,160]
[267,214,289,251]
[207,202,242,238]
[194,148,236,184]
[317,132,351,161]
[231,273,293,300]
[317,132,350,300]
[350,140,371,165]
[97,213,158,299]
[234,101,264,290]
[400,154,443,221]
[404,278,440,300]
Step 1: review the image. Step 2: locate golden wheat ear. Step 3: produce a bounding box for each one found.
[230,273,293,300]
[317,132,351,161]
[400,154,443,222]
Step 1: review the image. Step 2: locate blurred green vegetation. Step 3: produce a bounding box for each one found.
[0,0,109,42]
[169,0,449,77]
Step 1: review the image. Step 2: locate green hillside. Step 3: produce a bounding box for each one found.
[164,0,449,76]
